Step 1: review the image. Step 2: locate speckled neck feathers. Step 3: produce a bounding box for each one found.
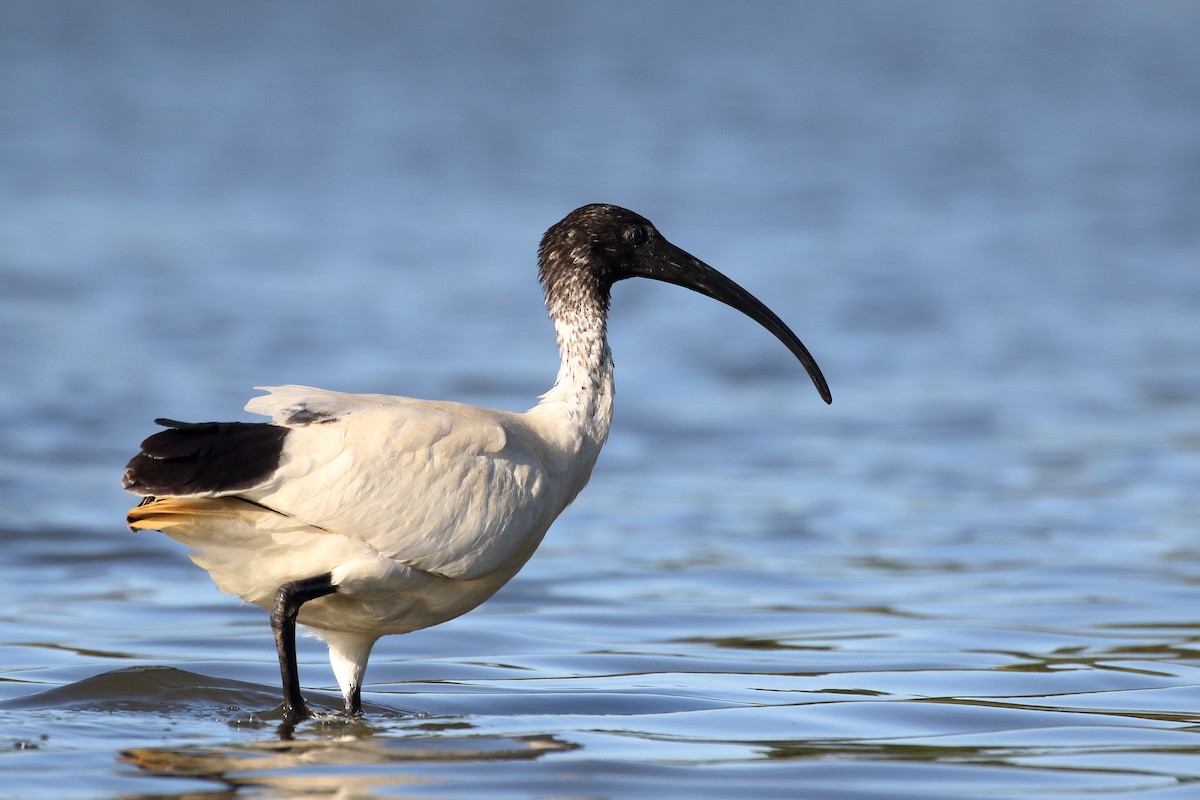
[530,206,622,452]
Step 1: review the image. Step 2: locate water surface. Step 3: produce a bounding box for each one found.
[2,2,1199,797]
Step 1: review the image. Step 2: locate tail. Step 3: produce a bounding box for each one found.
[127,495,270,532]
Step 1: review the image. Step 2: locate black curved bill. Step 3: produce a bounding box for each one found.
[631,240,832,404]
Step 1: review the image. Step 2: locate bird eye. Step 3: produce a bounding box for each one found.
[625,225,648,245]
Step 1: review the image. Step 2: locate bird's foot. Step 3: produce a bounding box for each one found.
[280,700,313,725]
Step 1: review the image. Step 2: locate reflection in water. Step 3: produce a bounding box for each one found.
[9,666,577,795]
[122,732,575,797]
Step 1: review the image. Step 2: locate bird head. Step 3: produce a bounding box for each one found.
[539,204,832,404]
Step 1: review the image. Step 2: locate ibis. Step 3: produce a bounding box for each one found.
[124,203,831,722]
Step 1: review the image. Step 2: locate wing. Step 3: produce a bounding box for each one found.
[123,419,289,497]
[242,383,410,426]
[127,385,556,581]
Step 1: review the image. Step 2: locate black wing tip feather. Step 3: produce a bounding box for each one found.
[123,419,289,497]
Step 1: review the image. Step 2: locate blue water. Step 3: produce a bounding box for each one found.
[2,1,1200,797]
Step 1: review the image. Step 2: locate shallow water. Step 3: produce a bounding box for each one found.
[2,1,1200,797]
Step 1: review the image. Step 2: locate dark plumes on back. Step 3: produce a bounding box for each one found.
[123,419,288,497]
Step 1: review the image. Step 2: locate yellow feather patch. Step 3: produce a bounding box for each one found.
[126,497,269,532]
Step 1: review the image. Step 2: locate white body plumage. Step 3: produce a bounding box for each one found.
[131,293,614,707]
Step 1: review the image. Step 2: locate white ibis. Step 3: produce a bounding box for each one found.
[124,204,831,723]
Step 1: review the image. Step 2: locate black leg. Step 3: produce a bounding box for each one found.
[346,682,362,717]
[271,573,336,723]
